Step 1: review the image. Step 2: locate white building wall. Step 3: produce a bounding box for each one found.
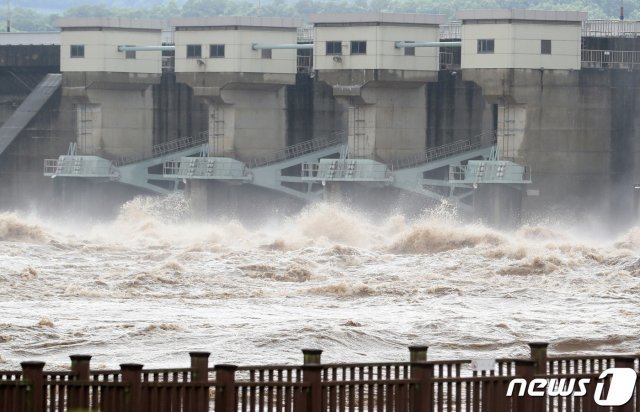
[314,25,440,71]
[60,29,162,73]
[173,29,297,74]
[461,22,581,70]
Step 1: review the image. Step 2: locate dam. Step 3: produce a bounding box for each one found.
[0,11,639,226]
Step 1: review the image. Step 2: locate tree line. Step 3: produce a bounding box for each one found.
[2,0,637,32]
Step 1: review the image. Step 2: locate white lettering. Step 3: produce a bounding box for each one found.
[547,378,575,397]
[594,368,637,406]
[575,378,590,397]
[506,378,527,397]
[527,379,548,397]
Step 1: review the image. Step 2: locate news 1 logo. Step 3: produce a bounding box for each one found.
[506,368,638,406]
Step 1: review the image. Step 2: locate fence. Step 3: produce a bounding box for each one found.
[1,343,638,412]
[581,49,640,70]
[391,131,496,170]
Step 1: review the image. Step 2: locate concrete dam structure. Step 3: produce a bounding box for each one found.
[1,11,639,227]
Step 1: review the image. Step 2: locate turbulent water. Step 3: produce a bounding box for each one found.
[0,195,639,370]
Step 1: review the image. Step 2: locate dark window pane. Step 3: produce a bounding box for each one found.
[404,41,415,56]
[541,40,552,55]
[187,44,201,58]
[125,46,136,59]
[326,41,342,55]
[70,45,84,58]
[477,39,494,54]
[351,41,366,55]
[261,49,272,59]
[210,44,225,58]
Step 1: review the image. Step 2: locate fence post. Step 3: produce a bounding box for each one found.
[21,361,45,412]
[302,348,322,366]
[528,342,548,374]
[528,343,547,412]
[120,363,143,412]
[69,355,91,411]
[409,347,433,412]
[214,364,237,412]
[190,352,211,412]
[408,345,428,363]
[190,352,211,382]
[514,360,536,412]
[613,356,636,412]
[302,349,323,412]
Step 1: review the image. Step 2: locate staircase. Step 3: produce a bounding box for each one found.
[0,73,61,156]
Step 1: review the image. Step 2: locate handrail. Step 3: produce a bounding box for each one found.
[583,20,640,38]
[581,49,640,69]
[249,131,347,168]
[391,130,496,170]
[115,131,208,166]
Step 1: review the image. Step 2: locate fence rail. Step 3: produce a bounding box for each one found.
[582,20,640,38]
[391,131,496,170]
[115,131,209,166]
[581,49,640,70]
[249,132,346,168]
[2,344,639,412]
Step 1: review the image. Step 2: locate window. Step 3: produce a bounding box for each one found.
[477,39,495,54]
[326,41,342,55]
[187,44,202,58]
[70,45,84,58]
[404,41,415,56]
[210,44,225,58]
[351,41,366,55]
[261,49,272,59]
[125,46,136,60]
[541,40,552,55]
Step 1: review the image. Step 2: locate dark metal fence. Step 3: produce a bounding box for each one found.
[1,343,638,412]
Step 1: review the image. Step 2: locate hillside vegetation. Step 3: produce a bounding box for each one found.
[1,0,636,32]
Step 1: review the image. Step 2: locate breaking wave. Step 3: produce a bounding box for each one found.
[0,194,639,367]
[0,213,48,243]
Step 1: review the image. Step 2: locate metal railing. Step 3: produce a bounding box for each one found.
[249,132,346,168]
[391,130,496,170]
[581,49,640,69]
[115,131,208,166]
[583,19,640,38]
[440,22,462,40]
[301,160,393,182]
[162,56,175,73]
[439,50,460,70]
[43,158,118,178]
[163,158,249,180]
[448,162,532,184]
[297,55,312,73]
[297,25,314,43]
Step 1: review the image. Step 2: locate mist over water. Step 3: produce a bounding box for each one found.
[0,194,639,370]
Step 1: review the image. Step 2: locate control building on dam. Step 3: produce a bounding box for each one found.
[0,10,639,227]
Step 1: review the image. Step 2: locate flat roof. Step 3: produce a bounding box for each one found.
[309,12,446,25]
[56,18,164,30]
[0,32,60,46]
[171,16,302,29]
[456,9,587,22]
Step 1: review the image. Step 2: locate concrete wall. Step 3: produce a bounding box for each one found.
[313,25,440,71]
[213,86,288,161]
[426,71,494,147]
[461,22,581,70]
[463,68,640,229]
[60,29,162,74]
[173,28,297,74]
[74,86,154,159]
[152,73,207,145]
[285,75,340,146]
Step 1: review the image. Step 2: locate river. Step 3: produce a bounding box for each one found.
[0,195,638,370]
